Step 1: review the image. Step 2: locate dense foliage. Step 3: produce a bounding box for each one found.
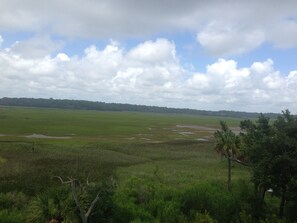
[0,176,294,223]
[240,110,297,220]
[0,178,268,222]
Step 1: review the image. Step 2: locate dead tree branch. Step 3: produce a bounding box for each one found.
[52,176,100,223]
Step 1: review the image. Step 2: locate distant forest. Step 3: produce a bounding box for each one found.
[0,97,279,119]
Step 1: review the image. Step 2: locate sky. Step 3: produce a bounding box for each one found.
[0,0,297,113]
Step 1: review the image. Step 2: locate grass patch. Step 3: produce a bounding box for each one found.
[0,106,249,196]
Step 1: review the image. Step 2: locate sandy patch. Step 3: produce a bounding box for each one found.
[176,125,241,134]
[230,127,241,135]
[176,125,218,132]
[25,134,72,139]
[178,131,194,136]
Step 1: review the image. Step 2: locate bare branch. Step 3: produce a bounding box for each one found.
[87,173,90,185]
[70,180,85,221]
[85,193,100,218]
[53,176,100,223]
[52,176,72,184]
[233,158,251,167]
[223,154,251,167]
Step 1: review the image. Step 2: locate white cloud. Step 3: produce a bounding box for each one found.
[263,72,284,89]
[0,38,297,112]
[8,36,63,59]
[1,1,297,56]
[29,57,56,75]
[0,35,3,47]
[56,53,70,62]
[288,71,297,86]
[197,22,265,56]
[251,59,274,74]
[186,73,209,90]
[128,39,176,64]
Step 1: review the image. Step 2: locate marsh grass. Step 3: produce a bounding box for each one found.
[0,106,249,196]
[0,106,241,139]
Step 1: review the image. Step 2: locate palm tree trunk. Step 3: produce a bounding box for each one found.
[228,157,231,192]
[279,189,286,218]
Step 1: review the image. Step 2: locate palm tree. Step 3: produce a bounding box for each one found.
[214,121,239,191]
[25,186,76,223]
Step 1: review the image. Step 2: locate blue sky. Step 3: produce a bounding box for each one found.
[1,0,297,113]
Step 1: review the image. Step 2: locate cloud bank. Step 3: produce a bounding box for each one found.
[1,0,297,56]
[0,36,296,113]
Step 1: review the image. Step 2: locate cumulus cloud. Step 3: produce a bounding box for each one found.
[197,22,265,56]
[127,39,177,64]
[8,36,63,59]
[184,58,297,112]
[0,36,297,112]
[1,1,297,56]
[56,53,70,62]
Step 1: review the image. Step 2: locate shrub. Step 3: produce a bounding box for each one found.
[193,212,218,223]
[0,209,24,223]
[0,192,27,223]
[234,210,253,223]
[84,179,117,223]
[259,215,289,223]
[179,182,242,223]
[25,186,77,223]
[0,191,28,210]
[113,177,171,223]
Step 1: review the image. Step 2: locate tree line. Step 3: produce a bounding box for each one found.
[0,97,279,119]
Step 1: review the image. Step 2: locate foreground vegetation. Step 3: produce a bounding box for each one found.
[0,106,296,222]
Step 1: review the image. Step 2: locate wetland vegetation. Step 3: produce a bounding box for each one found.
[0,105,296,222]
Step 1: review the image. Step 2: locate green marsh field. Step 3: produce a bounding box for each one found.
[0,106,266,223]
[0,106,247,191]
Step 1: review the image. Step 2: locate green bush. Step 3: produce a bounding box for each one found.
[0,191,28,210]
[234,210,254,223]
[113,178,269,223]
[259,215,289,223]
[113,177,177,223]
[0,192,27,223]
[193,212,218,223]
[0,209,24,223]
[178,180,266,222]
[25,186,77,223]
[84,179,117,223]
